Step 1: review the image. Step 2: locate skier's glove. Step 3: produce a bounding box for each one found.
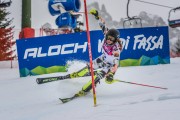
[90,8,99,20]
[105,72,114,84]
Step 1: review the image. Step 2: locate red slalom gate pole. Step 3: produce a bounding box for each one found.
[84,0,97,106]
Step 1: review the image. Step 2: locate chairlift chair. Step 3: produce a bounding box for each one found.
[168,6,180,28]
[123,16,142,28]
[123,0,142,28]
[0,0,12,8]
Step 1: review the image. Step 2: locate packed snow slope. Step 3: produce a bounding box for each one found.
[0,58,180,120]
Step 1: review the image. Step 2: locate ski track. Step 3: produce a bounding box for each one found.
[0,58,180,120]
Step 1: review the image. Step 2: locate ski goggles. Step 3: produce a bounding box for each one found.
[106,35,116,42]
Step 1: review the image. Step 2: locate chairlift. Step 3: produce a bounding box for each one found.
[123,0,142,28]
[168,6,180,28]
[0,0,12,8]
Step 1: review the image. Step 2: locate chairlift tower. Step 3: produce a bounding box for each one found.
[22,0,31,28]
[19,0,35,39]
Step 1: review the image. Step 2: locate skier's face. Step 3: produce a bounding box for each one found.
[106,35,116,44]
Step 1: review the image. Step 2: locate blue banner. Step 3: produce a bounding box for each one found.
[16,26,170,77]
[120,26,169,59]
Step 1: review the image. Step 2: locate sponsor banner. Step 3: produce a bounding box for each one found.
[120,26,169,59]
[16,26,170,77]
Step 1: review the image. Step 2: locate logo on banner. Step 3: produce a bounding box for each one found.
[98,34,164,52]
[24,42,88,59]
[121,34,164,51]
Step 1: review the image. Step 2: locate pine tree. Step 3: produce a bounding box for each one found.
[0,7,15,61]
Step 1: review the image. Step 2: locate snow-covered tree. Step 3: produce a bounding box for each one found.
[0,7,15,61]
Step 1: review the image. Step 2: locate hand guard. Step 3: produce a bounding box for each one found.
[90,8,99,20]
[105,72,114,84]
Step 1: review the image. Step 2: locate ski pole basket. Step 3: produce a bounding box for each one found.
[168,6,180,28]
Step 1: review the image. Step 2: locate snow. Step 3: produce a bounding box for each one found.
[0,58,180,120]
[2,1,180,119]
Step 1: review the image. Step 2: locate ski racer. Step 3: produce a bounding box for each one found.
[74,8,123,97]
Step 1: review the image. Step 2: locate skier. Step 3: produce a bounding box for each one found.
[74,8,123,97]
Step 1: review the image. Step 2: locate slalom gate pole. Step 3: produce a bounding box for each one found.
[84,0,97,106]
[116,80,168,90]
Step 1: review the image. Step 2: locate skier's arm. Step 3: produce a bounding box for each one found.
[111,64,118,73]
[98,17,108,35]
[90,8,108,35]
[111,43,122,73]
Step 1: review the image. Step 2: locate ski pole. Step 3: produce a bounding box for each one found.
[115,79,168,90]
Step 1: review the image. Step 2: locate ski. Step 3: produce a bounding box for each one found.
[36,75,70,84]
[36,66,91,84]
[59,95,78,103]
[59,90,88,103]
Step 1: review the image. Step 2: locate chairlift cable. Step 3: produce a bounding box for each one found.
[133,0,180,28]
[133,0,174,9]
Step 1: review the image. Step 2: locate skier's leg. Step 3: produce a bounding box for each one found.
[68,55,105,79]
[92,55,106,69]
[66,65,90,79]
[75,70,106,97]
